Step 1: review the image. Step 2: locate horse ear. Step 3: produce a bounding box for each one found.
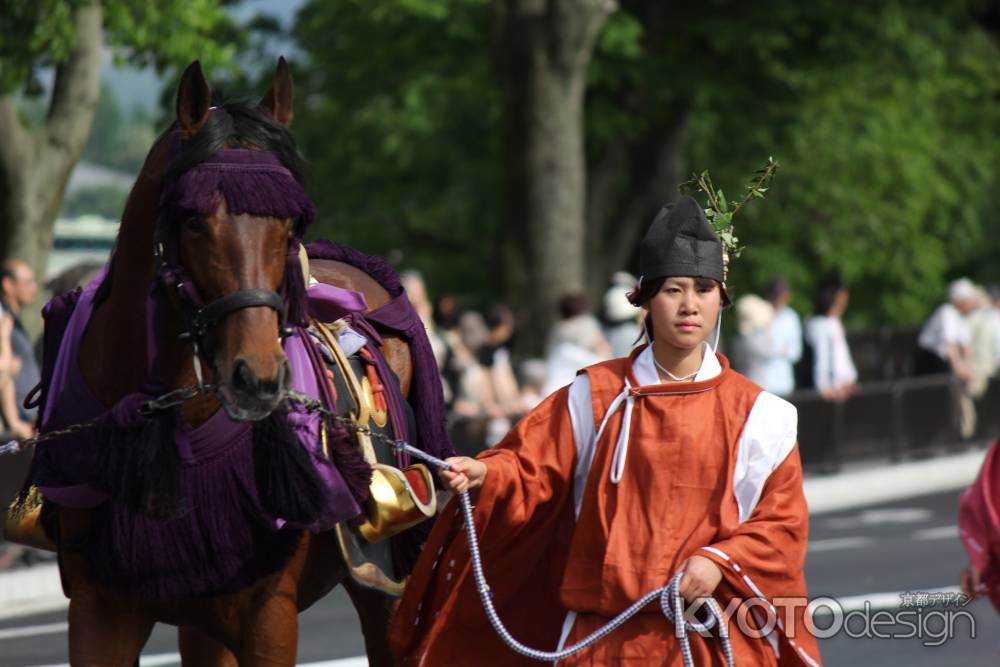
[260,56,294,126]
[176,60,212,136]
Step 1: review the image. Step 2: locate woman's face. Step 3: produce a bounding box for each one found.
[645,276,722,353]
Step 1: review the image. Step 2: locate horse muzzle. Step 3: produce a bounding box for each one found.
[217,356,290,422]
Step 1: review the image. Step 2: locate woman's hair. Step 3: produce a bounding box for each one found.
[812,273,845,316]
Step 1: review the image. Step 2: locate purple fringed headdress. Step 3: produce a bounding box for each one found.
[166,149,316,227]
[161,148,317,326]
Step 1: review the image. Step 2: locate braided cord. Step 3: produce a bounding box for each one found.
[397,442,736,667]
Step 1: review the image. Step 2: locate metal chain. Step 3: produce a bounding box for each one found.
[0,384,211,457]
[0,385,735,665]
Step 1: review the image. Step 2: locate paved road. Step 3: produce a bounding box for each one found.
[808,488,999,665]
[1,489,998,665]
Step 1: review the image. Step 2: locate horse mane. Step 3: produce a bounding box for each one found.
[93,93,309,309]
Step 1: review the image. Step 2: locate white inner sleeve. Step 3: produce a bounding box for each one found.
[567,374,596,518]
[732,391,798,522]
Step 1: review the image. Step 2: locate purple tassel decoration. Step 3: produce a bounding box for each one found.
[95,393,185,520]
[282,242,309,327]
[251,411,331,525]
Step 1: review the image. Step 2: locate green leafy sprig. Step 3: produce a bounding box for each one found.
[679,157,779,262]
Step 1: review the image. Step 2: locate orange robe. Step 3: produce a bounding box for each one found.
[390,349,822,666]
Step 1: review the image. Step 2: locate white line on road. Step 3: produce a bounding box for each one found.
[30,655,181,667]
[912,524,959,540]
[28,654,369,666]
[808,536,876,552]
[0,621,67,641]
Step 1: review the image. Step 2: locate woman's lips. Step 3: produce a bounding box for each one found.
[676,322,700,332]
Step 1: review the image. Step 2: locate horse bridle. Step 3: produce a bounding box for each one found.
[153,232,291,388]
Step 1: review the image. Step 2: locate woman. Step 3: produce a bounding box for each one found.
[804,274,857,401]
[389,197,821,666]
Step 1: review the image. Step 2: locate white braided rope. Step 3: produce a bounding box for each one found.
[398,443,736,666]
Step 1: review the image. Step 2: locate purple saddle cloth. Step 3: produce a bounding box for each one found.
[27,243,454,601]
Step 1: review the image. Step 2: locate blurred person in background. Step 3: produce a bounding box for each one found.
[805,273,857,401]
[451,311,514,448]
[987,285,1000,376]
[480,303,521,413]
[0,312,32,438]
[730,294,776,389]
[0,260,39,426]
[603,271,641,358]
[401,270,450,402]
[966,286,998,393]
[544,292,612,394]
[763,277,803,396]
[517,358,548,411]
[433,293,462,407]
[916,278,976,377]
[916,278,978,438]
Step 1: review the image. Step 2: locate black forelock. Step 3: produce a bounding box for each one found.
[165,93,306,185]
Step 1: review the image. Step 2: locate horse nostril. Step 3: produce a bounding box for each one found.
[232,359,259,395]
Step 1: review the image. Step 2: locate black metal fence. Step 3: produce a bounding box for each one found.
[791,374,993,473]
[448,373,1000,472]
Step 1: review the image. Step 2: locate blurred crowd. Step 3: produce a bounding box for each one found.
[401,270,643,453]
[731,274,1000,440]
[405,266,1000,452]
[0,260,39,441]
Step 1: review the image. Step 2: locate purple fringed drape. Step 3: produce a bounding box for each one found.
[167,149,316,226]
[305,241,455,464]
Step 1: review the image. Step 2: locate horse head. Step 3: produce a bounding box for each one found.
[161,58,313,421]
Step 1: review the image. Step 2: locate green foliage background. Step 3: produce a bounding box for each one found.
[278,0,1000,325]
[21,0,1000,327]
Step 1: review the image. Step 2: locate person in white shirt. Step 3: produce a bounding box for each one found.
[763,277,803,396]
[917,278,985,439]
[805,273,857,401]
[730,293,775,387]
[916,278,976,379]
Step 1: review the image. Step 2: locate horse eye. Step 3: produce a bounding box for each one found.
[183,214,207,234]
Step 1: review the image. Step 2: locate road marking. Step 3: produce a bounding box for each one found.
[29,654,369,667]
[912,525,959,541]
[823,507,934,530]
[0,621,67,641]
[30,655,180,667]
[808,536,876,552]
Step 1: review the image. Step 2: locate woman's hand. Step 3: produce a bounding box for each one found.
[441,456,487,493]
[960,563,987,599]
[678,555,723,603]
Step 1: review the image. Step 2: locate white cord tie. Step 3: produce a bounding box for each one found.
[594,381,637,485]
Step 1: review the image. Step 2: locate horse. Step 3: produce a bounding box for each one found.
[37,58,436,666]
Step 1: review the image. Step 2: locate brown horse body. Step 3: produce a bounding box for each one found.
[57,61,405,666]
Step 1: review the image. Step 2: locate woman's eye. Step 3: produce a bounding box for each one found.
[184,215,207,234]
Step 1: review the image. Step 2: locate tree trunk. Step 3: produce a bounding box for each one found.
[0,2,103,336]
[494,0,614,357]
[584,100,690,301]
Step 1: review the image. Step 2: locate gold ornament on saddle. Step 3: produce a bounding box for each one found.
[5,485,56,551]
[310,317,437,543]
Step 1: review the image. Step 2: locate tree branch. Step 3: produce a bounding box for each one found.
[41,2,103,166]
[0,97,30,169]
